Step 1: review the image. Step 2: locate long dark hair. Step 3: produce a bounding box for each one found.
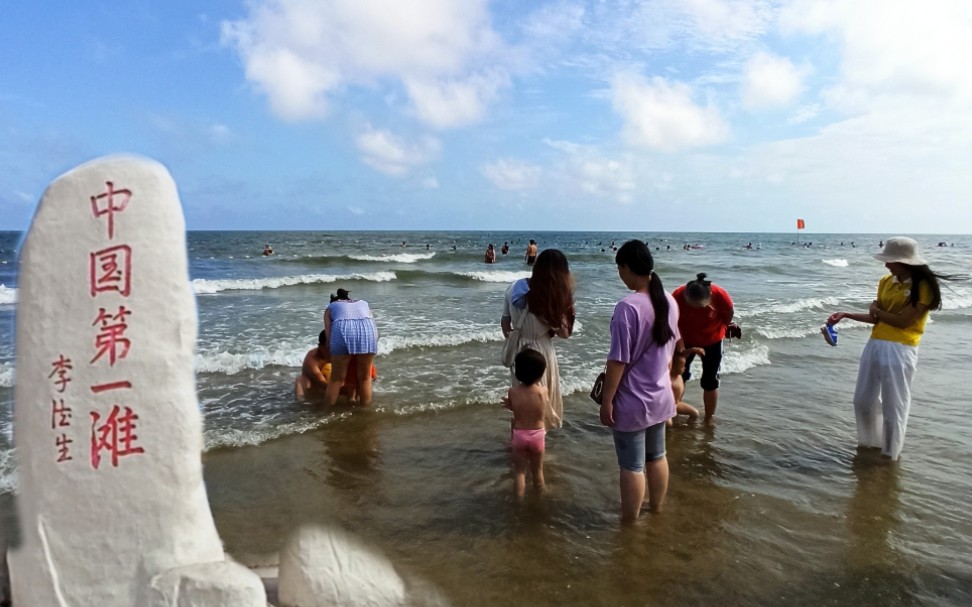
[615,240,673,345]
[526,249,574,329]
[905,264,954,310]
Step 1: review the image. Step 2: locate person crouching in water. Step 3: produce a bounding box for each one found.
[502,348,549,497]
[295,329,377,402]
[667,345,705,427]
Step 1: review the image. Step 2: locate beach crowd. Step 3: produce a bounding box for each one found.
[295,236,952,523]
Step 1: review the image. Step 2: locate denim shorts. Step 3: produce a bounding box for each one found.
[612,422,667,472]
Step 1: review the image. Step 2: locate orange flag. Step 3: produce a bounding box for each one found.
[796,218,806,230]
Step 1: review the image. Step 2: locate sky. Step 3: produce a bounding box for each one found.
[1,0,971,233]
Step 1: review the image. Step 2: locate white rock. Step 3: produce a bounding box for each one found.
[8,156,226,605]
[278,525,406,607]
[142,560,267,607]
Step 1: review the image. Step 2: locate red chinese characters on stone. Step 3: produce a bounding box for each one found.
[90,405,144,469]
[90,181,132,240]
[48,354,73,393]
[91,306,132,366]
[90,380,133,394]
[89,244,132,298]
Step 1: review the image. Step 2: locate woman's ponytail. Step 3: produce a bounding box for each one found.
[648,272,673,345]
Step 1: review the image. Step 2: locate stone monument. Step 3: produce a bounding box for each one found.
[8,155,264,606]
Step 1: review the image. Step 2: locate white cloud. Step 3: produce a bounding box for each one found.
[481,158,541,191]
[780,0,972,108]
[741,51,805,109]
[347,206,365,215]
[787,103,821,124]
[354,125,440,176]
[421,176,440,189]
[574,157,636,202]
[404,72,509,129]
[610,73,729,151]
[221,0,508,126]
[208,124,232,143]
[579,0,775,56]
[679,0,775,46]
[237,47,339,120]
[544,141,637,204]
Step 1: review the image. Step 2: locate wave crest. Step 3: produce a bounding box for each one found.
[0,362,12,388]
[349,252,436,263]
[377,329,503,355]
[736,296,840,318]
[192,272,397,294]
[0,284,16,305]
[452,270,531,283]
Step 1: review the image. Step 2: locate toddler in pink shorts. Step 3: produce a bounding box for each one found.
[502,348,549,497]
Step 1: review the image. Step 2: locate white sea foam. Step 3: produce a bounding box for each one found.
[942,290,972,310]
[0,447,17,495]
[822,259,848,267]
[350,252,436,263]
[736,296,840,318]
[756,327,819,340]
[0,284,16,305]
[377,329,503,355]
[203,417,341,450]
[560,371,603,397]
[0,361,12,388]
[191,271,397,294]
[195,344,307,375]
[453,270,531,283]
[718,344,771,375]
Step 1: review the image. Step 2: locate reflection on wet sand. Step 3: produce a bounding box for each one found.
[848,450,902,569]
[599,423,742,605]
[317,410,382,502]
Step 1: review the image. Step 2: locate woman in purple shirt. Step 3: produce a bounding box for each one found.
[598,240,680,523]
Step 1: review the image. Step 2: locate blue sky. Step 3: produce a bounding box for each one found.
[2,0,971,233]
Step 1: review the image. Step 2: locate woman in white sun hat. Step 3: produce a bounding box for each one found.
[827,237,954,460]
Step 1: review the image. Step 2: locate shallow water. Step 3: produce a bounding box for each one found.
[2,230,971,605]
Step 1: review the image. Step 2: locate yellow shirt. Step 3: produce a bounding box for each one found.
[870,274,932,346]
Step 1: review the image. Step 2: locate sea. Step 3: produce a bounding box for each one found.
[1,230,971,606]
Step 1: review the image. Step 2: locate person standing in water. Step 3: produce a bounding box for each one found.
[502,348,549,497]
[828,237,954,460]
[597,240,679,522]
[524,239,538,266]
[501,249,575,429]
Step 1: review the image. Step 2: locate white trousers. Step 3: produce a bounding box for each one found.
[853,338,918,460]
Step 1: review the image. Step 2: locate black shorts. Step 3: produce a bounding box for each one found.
[526,255,536,265]
[681,340,723,391]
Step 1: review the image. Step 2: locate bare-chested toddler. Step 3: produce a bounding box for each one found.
[502,348,548,497]
[668,344,705,427]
